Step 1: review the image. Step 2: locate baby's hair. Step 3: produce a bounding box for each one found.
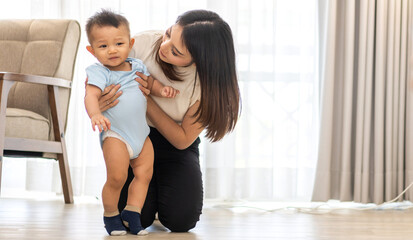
[86,9,130,43]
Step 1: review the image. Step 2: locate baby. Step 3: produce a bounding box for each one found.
[84,9,178,236]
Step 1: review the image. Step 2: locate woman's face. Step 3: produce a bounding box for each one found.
[159,24,193,67]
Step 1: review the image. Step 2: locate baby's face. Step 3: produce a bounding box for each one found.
[87,24,133,71]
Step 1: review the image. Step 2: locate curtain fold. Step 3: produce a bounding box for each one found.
[406,0,413,201]
[313,0,413,204]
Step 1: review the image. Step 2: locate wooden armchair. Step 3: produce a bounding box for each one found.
[0,19,81,203]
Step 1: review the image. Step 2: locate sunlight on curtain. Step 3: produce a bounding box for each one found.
[0,0,319,201]
[204,0,319,201]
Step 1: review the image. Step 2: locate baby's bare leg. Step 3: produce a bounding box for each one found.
[121,137,153,235]
[102,137,130,213]
[127,137,154,210]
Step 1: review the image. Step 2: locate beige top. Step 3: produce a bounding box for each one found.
[130,30,201,126]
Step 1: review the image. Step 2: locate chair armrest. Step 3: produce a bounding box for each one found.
[0,72,71,88]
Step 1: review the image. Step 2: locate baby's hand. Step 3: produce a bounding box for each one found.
[161,86,180,98]
[91,113,111,132]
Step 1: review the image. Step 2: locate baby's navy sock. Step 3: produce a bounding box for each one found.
[103,210,127,236]
[121,205,148,235]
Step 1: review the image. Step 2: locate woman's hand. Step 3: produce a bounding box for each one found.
[135,72,152,96]
[98,84,122,112]
[85,77,122,112]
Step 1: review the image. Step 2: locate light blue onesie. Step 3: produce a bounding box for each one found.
[86,57,150,159]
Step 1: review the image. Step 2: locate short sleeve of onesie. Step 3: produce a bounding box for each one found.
[86,64,110,91]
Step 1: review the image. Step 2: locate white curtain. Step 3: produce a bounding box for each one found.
[203,0,319,201]
[313,0,413,204]
[1,0,319,202]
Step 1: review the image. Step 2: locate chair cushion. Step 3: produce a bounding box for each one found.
[5,108,50,140]
[0,19,80,126]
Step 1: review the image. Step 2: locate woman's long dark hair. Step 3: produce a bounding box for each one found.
[155,9,241,142]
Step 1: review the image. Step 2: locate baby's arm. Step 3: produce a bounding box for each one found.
[85,84,111,132]
[148,76,180,98]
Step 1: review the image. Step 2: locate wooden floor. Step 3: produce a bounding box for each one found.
[0,197,412,240]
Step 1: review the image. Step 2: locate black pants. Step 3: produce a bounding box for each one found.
[118,127,203,232]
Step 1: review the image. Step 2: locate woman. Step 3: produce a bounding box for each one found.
[98,9,240,232]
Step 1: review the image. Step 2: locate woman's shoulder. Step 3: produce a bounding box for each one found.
[130,30,162,59]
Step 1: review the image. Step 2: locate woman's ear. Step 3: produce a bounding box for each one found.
[86,45,95,56]
[184,60,195,67]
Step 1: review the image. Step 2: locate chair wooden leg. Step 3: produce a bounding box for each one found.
[57,151,73,204]
[48,85,73,204]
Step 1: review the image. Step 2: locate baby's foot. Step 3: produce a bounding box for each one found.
[103,214,127,236]
[121,210,148,235]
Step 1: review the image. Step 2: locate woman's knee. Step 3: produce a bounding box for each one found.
[158,210,201,232]
[161,219,198,232]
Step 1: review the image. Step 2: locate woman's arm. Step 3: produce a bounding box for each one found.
[135,72,203,149]
[146,97,204,149]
